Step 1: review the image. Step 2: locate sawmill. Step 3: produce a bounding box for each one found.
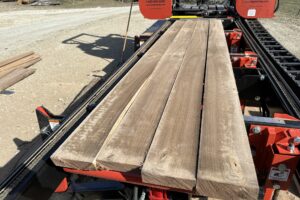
[1,0,300,199]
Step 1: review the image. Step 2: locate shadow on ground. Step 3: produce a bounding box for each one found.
[63,33,134,76]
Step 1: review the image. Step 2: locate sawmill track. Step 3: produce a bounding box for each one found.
[237,18,300,118]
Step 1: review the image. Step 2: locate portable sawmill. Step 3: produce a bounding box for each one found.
[1,0,300,200]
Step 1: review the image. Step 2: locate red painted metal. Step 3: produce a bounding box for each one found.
[63,168,190,193]
[240,99,246,113]
[139,0,172,19]
[149,188,168,200]
[55,178,68,193]
[36,106,51,118]
[236,0,275,19]
[231,51,258,68]
[225,29,242,53]
[139,0,276,19]
[263,187,275,200]
[248,113,300,200]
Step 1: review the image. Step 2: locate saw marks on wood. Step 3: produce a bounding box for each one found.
[51,19,258,199]
[195,20,258,199]
[141,20,209,190]
[51,21,184,169]
[96,20,196,171]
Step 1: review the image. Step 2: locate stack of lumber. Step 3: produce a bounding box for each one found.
[30,0,60,6]
[16,0,60,5]
[51,19,258,199]
[0,52,40,92]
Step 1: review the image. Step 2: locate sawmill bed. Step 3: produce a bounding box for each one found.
[51,19,258,200]
[1,15,300,200]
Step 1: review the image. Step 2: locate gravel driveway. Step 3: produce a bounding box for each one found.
[0,6,140,58]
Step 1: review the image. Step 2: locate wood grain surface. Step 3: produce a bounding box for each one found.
[51,19,259,199]
[0,68,36,91]
[195,19,259,199]
[141,20,209,190]
[51,21,185,169]
[0,51,34,68]
[96,21,196,172]
[0,54,40,78]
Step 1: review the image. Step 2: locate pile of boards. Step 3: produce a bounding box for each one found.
[14,0,60,6]
[0,52,40,92]
[51,19,259,199]
[30,0,60,6]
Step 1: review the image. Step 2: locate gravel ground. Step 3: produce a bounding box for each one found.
[259,0,300,59]
[0,0,128,11]
[0,5,154,180]
[260,12,300,59]
[0,6,139,56]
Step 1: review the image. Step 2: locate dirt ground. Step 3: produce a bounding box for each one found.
[259,0,300,58]
[0,4,154,180]
[0,0,130,11]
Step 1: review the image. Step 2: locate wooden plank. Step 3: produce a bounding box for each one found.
[50,21,185,170]
[0,54,41,78]
[141,20,209,191]
[0,53,39,73]
[195,19,259,199]
[0,51,34,68]
[0,68,36,91]
[96,21,197,172]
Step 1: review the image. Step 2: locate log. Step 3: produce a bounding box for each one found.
[141,20,209,191]
[195,19,259,199]
[50,21,185,170]
[96,21,197,172]
[0,68,36,91]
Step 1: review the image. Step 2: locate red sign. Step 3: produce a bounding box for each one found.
[236,0,275,18]
[139,0,172,19]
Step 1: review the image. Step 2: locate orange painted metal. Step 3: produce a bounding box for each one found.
[139,0,172,19]
[249,113,300,200]
[36,106,51,118]
[231,51,258,68]
[54,177,68,193]
[63,168,191,193]
[263,187,275,200]
[225,29,242,53]
[149,188,168,200]
[236,0,275,19]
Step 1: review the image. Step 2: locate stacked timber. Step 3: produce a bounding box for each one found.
[51,19,259,199]
[0,52,40,91]
[15,0,60,5]
[30,0,60,6]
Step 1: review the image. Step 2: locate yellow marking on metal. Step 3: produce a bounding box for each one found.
[170,15,199,19]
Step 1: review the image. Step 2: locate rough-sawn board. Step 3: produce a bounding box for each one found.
[51,19,258,199]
